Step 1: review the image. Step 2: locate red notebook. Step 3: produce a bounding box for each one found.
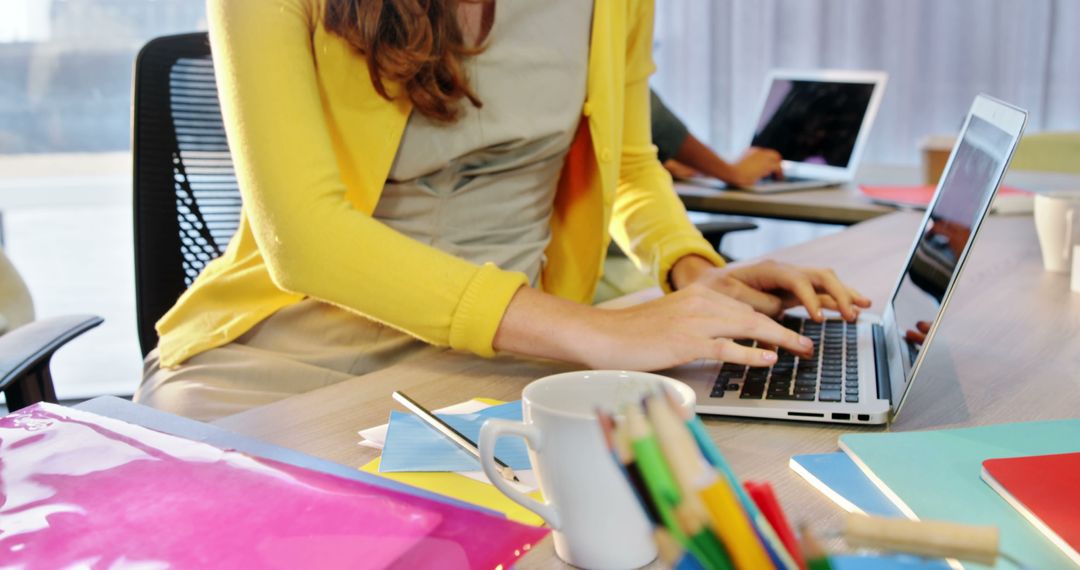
[981,452,1080,567]
[860,184,1030,210]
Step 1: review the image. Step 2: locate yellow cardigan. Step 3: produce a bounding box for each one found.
[156,0,724,368]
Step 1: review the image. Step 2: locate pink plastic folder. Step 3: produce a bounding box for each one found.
[0,403,548,569]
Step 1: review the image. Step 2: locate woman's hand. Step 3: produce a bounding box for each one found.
[670,255,871,322]
[493,285,813,372]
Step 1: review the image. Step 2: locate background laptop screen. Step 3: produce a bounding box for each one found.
[890,114,1015,378]
[751,79,876,168]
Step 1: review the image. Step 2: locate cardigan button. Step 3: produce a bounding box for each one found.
[600,148,613,162]
[582,101,593,117]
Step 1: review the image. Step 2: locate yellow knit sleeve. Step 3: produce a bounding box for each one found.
[207,0,525,356]
[609,0,726,293]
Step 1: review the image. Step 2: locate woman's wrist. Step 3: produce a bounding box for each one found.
[669,254,719,291]
[492,286,606,365]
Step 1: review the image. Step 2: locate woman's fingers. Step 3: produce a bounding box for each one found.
[809,269,857,321]
[685,310,811,357]
[709,339,779,367]
[771,267,824,321]
[724,279,784,316]
[850,287,872,308]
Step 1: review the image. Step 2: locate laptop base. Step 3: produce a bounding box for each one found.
[679,176,844,194]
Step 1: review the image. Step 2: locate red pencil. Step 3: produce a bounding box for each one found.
[744,480,806,570]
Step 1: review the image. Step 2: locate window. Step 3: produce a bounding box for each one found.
[653,0,1080,165]
[1,0,207,398]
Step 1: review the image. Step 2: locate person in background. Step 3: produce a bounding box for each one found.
[651,90,784,188]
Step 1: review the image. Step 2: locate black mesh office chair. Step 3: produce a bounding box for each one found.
[133,33,241,357]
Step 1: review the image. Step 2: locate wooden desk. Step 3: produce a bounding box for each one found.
[677,181,894,225]
[215,212,1080,568]
[677,169,1080,225]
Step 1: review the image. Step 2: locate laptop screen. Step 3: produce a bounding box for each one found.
[889,101,1024,405]
[750,79,877,168]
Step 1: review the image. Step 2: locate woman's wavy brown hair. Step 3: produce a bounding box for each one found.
[324,0,484,122]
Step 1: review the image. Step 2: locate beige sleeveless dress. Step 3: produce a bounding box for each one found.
[136,0,593,421]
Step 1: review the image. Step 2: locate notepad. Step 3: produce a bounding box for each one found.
[360,457,545,527]
[982,453,1080,567]
[379,401,532,472]
[840,419,1080,570]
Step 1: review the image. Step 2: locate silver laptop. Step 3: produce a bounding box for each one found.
[670,95,1027,424]
[684,69,888,194]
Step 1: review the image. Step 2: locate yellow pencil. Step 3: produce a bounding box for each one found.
[697,472,775,569]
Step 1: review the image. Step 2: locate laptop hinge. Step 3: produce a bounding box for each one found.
[872,323,892,402]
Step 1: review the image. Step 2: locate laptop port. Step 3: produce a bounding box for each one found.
[858,414,870,421]
[831,413,851,421]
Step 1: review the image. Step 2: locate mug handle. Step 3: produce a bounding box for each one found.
[478,419,561,529]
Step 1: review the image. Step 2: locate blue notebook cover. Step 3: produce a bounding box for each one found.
[831,554,956,569]
[790,452,950,570]
[790,452,905,517]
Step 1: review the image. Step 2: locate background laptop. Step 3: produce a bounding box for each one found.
[671,94,1027,425]
[685,69,888,194]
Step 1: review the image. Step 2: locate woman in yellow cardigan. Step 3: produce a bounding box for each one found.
[135,0,870,421]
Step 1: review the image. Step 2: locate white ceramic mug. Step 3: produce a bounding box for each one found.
[1072,245,1080,293]
[478,371,696,570]
[1034,192,1080,273]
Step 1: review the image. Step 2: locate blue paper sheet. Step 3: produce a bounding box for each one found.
[380,401,532,472]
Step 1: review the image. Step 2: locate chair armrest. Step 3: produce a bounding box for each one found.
[695,220,758,253]
[0,315,104,392]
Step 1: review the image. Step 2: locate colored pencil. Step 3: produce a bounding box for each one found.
[624,403,726,569]
[663,388,800,570]
[745,481,806,570]
[799,523,834,570]
[696,471,775,569]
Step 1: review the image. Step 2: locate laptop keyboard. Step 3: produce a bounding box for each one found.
[709,317,860,403]
[756,175,815,185]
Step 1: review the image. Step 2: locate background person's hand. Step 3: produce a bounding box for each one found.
[727,147,784,188]
[671,256,872,322]
[662,158,702,180]
[905,320,932,346]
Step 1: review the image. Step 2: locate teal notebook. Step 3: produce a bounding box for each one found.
[840,419,1080,570]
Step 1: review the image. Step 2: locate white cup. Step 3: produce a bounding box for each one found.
[1034,192,1080,273]
[1072,245,1080,293]
[478,371,696,570]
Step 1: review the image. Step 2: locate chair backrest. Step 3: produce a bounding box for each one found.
[132,32,241,357]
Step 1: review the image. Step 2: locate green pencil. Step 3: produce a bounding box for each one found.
[624,403,731,570]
